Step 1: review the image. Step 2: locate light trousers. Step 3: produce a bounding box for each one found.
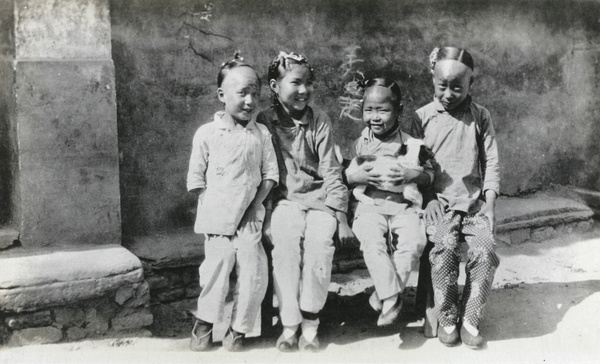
[270,200,337,326]
[353,210,426,300]
[194,220,268,334]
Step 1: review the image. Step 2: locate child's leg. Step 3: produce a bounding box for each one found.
[230,213,269,335]
[460,214,500,329]
[299,208,337,317]
[389,209,427,291]
[353,212,401,300]
[270,201,306,327]
[427,211,463,328]
[194,234,236,324]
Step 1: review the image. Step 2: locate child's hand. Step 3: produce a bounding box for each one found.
[239,204,263,232]
[347,164,381,186]
[388,165,422,184]
[424,200,445,225]
[476,202,496,233]
[262,210,273,249]
[336,221,357,250]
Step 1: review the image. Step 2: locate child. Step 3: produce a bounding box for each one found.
[345,78,434,327]
[186,55,279,352]
[410,47,500,349]
[256,51,353,352]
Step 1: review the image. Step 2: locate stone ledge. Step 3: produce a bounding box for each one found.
[0,245,143,313]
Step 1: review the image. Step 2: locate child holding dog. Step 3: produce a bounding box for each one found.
[410,47,500,349]
[256,51,354,352]
[186,54,279,352]
[345,78,435,327]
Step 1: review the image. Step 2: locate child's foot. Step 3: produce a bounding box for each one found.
[438,325,460,347]
[276,325,299,352]
[222,327,245,352]
[190,319,213,351]
[369,291,383,312]
[377,295,402,327]
[298,334,320,352]
[460,323,484,349]
[299,318,320,352]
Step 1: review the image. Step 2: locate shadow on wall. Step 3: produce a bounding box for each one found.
[110,0,600,236]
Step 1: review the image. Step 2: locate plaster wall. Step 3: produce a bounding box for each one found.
[110,0,600,236]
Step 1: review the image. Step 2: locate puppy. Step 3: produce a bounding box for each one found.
[347,139,432,209]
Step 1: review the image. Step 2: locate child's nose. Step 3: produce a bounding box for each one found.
[298,84,308,94]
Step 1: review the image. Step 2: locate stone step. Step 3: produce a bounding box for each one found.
[0,245,144,313]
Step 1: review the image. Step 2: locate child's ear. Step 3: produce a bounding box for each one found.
[469,75,474,87]
[269,79,278,93]
[217,88,225,103]
[398,103,404,115]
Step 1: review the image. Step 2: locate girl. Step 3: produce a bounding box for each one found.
[411,47,500,349]
[257,51,354,352]
[186,55,279,352]
[345,78,434,327]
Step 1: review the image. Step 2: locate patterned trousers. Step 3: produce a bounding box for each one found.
[426,211,500,328]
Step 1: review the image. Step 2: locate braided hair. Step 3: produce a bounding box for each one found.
[217,51,261,88]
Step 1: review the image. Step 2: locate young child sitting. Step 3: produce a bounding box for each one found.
[345,78,434,327]
[410,46,501,349]
[186,54,279,352]
[257,51,354,352]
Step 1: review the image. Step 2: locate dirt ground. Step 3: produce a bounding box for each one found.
[2,223,600,364]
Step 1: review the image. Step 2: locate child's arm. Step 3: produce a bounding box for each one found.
[186,127,209,195]
[476,108,500,232]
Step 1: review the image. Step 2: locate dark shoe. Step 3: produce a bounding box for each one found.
[377,297,402,327]
[460,325,484,349]
[298,334,320,352]
[276,332,298,352]
[190,320,213,351]
[438,326,460,347]
[222,327,245,352]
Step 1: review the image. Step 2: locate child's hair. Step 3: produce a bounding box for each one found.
[267,51,314,82]
[217,51,261,88]
[362,78,402,107]
[429,47,474,71]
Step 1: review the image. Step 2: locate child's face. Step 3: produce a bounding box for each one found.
[362,86,401,136]
[217,67,260,122]
[432,60,473,111]
[270,64,314,119]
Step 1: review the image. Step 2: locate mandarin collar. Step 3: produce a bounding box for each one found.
[213,111,258,131]
[271,105,311,126]
[434,95,473,113]
[361,125,404,144]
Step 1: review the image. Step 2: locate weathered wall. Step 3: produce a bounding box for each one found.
[110,0,600,236]
[1,0,122,248]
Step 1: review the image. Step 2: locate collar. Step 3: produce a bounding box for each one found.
[213,111,257,131]
[361,125,404,144]
[434,95,473,113]
[270,105,312,127]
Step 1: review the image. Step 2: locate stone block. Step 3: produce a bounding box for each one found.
[115,285,135,306]
[123,282,150,308]
[125,229,204,269]
[531,227,556,242]
[0,245,143,312]
[54,307,86,327]
[66,327,87,341]
[5,310,52,329]
[185,286,200,298]
[156,288,185,303]
[0,227,19,250]
[14,60,119,248]
[146,275,169,290]
[8,326,63,346]
[509,228,531,245]
[111,308,153,331]
[574,220,593,233]
[85,308,109,334]
[15,0,111,60]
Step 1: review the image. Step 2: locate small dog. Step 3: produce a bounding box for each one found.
[346,139,433,209]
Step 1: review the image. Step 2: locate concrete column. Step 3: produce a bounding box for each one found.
[1,0,120,248]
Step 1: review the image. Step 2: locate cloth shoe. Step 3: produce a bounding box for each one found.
[460,325,484,349]
[298,334,320,352]
[222,327,245,352]
[369,290,383,312]
[377,297,402,327]
[190,320,213,351]
[438,326,460,347]
[276,331,299,352]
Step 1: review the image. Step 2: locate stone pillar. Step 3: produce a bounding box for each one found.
[1,0,120,248]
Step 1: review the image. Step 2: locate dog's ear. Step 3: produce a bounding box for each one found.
[418,145,435,165]
[395,144,408,157]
